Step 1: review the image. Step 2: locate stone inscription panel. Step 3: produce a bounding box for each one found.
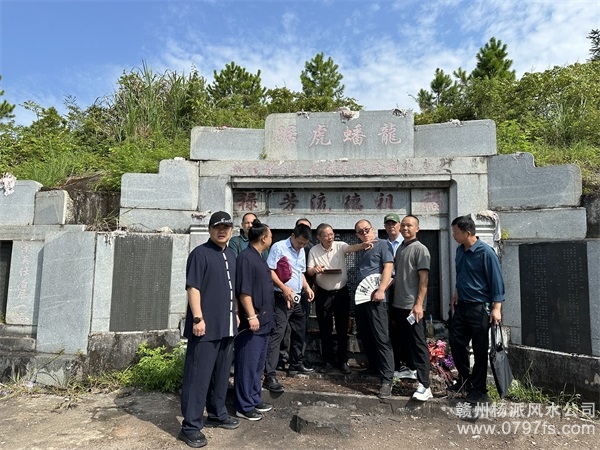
[519,242,591,354]
[265,111,414,160]
[239,189,411,215]
[110,235,173,332]
[0,241,12,317]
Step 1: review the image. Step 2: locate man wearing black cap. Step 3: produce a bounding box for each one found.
[179,211,240,448]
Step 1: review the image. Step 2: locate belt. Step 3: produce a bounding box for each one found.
[317,286,347,295]
[458,300,485,307]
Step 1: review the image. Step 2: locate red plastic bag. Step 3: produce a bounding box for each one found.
[275,256,293,283]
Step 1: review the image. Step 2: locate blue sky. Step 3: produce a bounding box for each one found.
[1,0,598,125]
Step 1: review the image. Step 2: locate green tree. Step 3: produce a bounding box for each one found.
[430,68,454,105]
[471,37,515,81]
[266,86,300,114]
[588,29,600,62]
[0,75,16,121]
[207,62,266,109]
[298,52,348,112]
[415,88,434,112]
[300,52,345,99]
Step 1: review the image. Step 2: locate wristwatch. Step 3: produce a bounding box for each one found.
[193,316,203,324]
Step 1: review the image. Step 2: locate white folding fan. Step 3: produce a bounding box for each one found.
[354,274,394,305]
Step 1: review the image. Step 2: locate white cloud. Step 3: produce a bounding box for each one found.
[4,0,598,126]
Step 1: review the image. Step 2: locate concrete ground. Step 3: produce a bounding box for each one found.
[0,371,597,450]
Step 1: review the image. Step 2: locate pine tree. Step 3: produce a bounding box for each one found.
[471,37,515,81]
[588,29,600,62]
[0,75,16,121]
[300,52,345,99]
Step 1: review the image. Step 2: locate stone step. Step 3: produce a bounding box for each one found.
[0,335,36,353]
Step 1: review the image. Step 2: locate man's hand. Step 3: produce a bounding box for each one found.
[372,287,386,302]
[411,303,424,322]
[193,321,206,337]
[249,316,260,332]
[490,302,502,325]
[306,286,314,303]
[360,241,373,251]
[282,286,295,309]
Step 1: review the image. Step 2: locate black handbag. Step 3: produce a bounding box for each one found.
[489,323,514,398]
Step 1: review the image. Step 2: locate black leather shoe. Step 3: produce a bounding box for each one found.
[319,362,333,373]
[340,362,352,374]
[263,376,284,393]
[203,416,240,430]
[178,429,207,448]
[288,363,315,375]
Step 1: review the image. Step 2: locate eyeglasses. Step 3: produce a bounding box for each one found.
[356,227,372,235]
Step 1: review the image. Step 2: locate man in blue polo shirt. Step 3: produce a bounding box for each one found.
[449,215,505,405]
[179,211,239,448]
[263,223,315,393]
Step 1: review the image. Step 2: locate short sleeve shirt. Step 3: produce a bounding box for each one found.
[357,239,394,284]
[236,245,275,335]
[184,239,237,341]
[392,239,430,309]
[307,241,350,291]
[267,237,305,293]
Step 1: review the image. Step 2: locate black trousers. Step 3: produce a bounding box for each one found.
[389,306,431,388]
[448,301,490,393]
[355,301,394,383]
[180,336,233,433]
[315,285,350,364]
[265,292,307,376]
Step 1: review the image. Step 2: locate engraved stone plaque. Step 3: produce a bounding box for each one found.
[265,189,410,216]
[0,241,12,318]
[519,242,591,354]
[110,235,173,332]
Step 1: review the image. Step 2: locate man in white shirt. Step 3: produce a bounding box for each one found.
[307,223,370,374]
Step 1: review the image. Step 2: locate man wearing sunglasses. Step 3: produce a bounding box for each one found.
[354,219,395,399]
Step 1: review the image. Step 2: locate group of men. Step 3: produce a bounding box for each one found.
[178,210,505,448]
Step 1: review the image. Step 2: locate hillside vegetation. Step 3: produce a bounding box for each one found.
[1,38,599,195]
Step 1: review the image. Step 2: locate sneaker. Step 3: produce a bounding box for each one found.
[178,429,207,448]
[236,408,264,421]
[255,401,273,413]
[203,416,240,430]
[398,366,417,380]
[412,383,433,401]
[378,381,392,399]
[263,376,284,393]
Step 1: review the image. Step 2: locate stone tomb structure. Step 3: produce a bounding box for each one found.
[0,110,598,400]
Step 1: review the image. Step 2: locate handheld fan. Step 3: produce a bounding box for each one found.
[355,274,394,305]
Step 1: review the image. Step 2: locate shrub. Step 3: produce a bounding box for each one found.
[128,342,185,393]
